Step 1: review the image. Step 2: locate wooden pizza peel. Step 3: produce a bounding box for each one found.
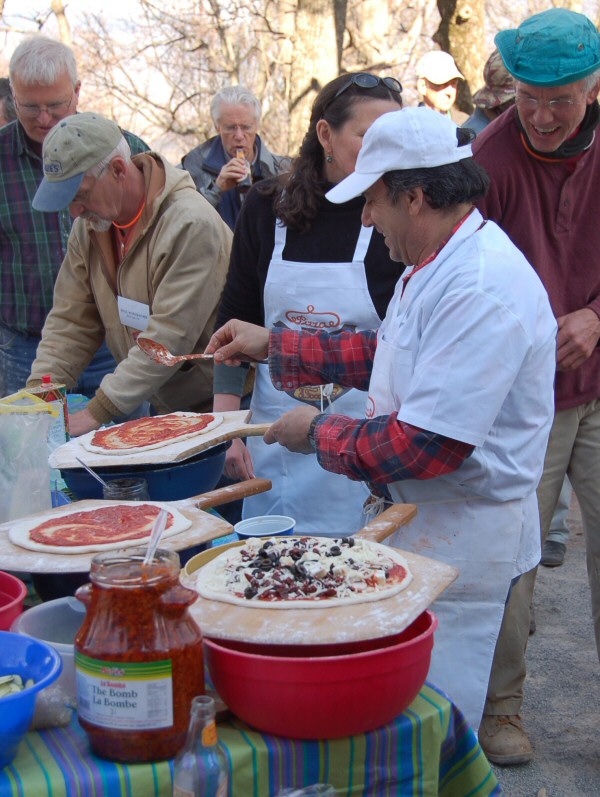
[0,478,271,573]
[49,410,271,469]
[182,503,459,645]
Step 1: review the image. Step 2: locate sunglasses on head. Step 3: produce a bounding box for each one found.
[331,73,403,104]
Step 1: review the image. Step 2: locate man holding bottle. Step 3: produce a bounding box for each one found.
[180,85,289,229]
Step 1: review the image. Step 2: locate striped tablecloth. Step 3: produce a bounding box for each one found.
[0,683,501,797]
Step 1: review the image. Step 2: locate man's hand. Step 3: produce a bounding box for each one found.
[69,408,101,437]
[224,437,255,480]
[557,308,600,371]
[206,319,269,366]
[264,405,320,454]
[215,157,250,192]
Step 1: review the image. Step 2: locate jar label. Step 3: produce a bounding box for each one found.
[75,653,173,729]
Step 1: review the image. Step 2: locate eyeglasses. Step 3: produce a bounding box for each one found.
[515,93,581,112]
[220,123,255,134]
[331,73,403,105]
[15,92,74,119]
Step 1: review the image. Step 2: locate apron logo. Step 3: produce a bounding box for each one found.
[285,305,341,330]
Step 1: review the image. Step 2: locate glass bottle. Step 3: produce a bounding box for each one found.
[74,548,204,762]
[173,695,229,797]
[235,147,253,195]
[102,477,149,500]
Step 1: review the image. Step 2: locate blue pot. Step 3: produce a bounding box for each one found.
[60,442,228,502]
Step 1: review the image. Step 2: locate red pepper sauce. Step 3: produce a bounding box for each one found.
[75,553,204,762]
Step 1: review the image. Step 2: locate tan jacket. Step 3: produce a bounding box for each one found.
[30,153,232,422]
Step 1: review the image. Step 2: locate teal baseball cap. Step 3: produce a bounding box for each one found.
[495,8,600,87]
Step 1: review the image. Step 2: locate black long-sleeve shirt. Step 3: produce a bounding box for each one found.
[214,179,405,395]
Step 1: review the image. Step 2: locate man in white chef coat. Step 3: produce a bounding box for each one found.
[204,107,557,730]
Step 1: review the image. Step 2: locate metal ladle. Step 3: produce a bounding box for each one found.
[75,456,110,490]
[136,337,214,367]
[137,337,268,366]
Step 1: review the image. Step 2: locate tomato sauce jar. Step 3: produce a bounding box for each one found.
[74,548,204,762]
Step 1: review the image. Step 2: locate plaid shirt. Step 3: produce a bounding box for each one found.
[0,120,149,337]
[270,327,474,486]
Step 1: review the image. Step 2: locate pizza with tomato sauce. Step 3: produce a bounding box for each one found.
[81,412,223,455]
[9,502,192,554]
[196,536,412,609]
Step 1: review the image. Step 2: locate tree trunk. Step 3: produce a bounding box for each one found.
[288,0,340,154]
[351,0,391,70]
[435,0,485,113]
[51,0,73,47]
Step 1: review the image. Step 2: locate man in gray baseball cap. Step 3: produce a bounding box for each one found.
[473,7,600,765]
[205,106,556,731]
[28,111,232,436]
[33,113,123,212]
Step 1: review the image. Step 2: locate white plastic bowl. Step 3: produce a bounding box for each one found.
[234,515,296,539]
[11,597,86,702]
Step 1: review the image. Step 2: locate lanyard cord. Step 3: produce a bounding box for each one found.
[113,200,146,231]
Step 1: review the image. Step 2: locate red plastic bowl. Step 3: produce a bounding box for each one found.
[204,610,437,739]
[0,571,28,632]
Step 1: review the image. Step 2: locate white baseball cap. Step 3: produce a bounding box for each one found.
[326,107,473,205]
[416,50,464,84]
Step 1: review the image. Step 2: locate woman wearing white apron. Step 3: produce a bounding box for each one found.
[213,73,404,535]
[208,110,557,730]
[243,221,379,534]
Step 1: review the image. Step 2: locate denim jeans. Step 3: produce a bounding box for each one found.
[0,321,116,399]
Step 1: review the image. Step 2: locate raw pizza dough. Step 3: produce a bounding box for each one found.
[9,501,192,554]
[80,412,224,455]
[196,535,412,609]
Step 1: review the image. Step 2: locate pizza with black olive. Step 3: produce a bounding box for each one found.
[195,536,412,609]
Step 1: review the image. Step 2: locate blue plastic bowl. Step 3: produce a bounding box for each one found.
[234,515,297,539]
[0,631,62,768]
[60,442,228,501]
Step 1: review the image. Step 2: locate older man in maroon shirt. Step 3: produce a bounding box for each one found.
[472,7,600,766]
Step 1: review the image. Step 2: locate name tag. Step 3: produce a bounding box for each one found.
[118,296,150,331]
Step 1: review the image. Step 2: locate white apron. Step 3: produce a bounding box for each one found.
[367,285,537,730]
[244,221,380,536]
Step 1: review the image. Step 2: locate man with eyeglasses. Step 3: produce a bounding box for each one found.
[472,8,600,766]
[181,85,289,229]
[0,35,148,400]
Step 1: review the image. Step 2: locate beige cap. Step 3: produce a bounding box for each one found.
[33,112,122,213]
[416,51,464,84]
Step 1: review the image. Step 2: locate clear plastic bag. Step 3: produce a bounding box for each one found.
[30,683,75,730]
[0,391,56,523]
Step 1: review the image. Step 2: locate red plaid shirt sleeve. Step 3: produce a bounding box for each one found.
[269,327,474,485]
[268,327,376,392]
